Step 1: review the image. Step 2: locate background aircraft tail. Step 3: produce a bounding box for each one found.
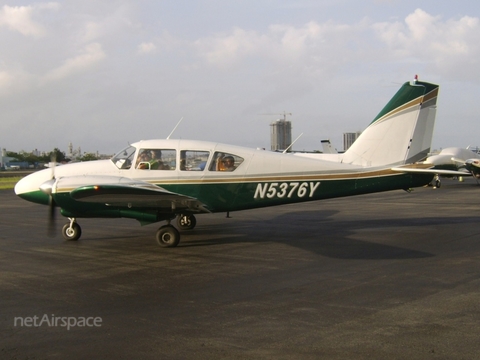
[321,139,338,154]
[341,77,439,167]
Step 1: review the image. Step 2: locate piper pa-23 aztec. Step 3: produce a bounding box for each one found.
[16,77,440,248]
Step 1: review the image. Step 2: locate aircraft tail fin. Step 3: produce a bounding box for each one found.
[321,139,338,154]
[341,77,439,167]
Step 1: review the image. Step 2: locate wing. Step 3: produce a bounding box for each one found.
[63,176,210,213]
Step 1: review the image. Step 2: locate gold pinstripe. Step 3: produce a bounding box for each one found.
[53,163,433,193]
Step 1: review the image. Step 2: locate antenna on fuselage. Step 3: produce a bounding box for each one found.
[282,133,303,153]
[166,117,184,139]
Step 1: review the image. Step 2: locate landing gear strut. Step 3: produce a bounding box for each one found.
[58,215,194,247]
[62,218,82,241]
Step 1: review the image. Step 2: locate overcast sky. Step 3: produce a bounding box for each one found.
[1,0,479,154]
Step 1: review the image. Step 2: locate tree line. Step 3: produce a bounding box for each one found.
[6,148,100,164]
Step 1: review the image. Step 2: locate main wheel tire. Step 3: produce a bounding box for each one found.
[177,214,197,230]
[156,225,180,248]
[62,222,82,241]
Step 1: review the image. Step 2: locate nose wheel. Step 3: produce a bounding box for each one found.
[62,218,82,241]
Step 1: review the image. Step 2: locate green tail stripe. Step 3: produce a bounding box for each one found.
[371,80,438,124]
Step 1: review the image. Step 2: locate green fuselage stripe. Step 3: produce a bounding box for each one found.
[39,172,433,222]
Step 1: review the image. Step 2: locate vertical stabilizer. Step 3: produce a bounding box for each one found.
[321,139,338,154]
[341,78,439,167]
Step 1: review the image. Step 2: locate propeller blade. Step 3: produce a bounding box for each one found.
[50,152,57,178]
[47,197,57,237]
[47,151,57,237]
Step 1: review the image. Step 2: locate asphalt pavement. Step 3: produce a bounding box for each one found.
[1,179,480,359]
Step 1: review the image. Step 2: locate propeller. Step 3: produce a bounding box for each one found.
[40,154,58,237]
[48,154,57,237]
[48,195,57,237]
[465,159,480,184]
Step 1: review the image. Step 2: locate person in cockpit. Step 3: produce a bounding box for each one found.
[136,150,151,169]
[217,155,235,171]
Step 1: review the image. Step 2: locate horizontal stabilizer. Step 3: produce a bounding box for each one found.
[391,164,471,177]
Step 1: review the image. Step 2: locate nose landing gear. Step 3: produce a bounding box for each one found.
[62,218,82,241]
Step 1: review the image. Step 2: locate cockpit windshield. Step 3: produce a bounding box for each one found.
[111,145,136,169]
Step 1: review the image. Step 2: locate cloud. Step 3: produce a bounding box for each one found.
[79,4,138,43]
[372,9,480,79]
[194,27,269,67]
[42,43,106,82]
[137,42,157,54]
[0,64,36,97]
[193,19,366,83]
[193,20,358,72]
[193,9,480,82]
[0,3,59,37]
[0,70,15,93]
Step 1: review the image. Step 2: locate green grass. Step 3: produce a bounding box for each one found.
[0,176,22,190]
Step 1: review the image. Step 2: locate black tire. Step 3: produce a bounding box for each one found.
[156,225,180,248]
[177,214,197,230]
[62,222,82,241]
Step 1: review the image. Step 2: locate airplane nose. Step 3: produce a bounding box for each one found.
[14,175,29,195]
[14,171,52,205]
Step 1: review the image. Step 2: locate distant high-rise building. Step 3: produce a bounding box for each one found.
[343,132,362,151]
[270,119,292,152]
[68,142,73,158]
[1,148,6,167]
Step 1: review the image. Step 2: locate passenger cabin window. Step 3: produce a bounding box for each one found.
[136,149,176,170]
[209,152,244,172]
[180,150,209,171]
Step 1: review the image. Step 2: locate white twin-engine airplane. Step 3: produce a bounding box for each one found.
[421,147,480,185]
[15,77,439,248]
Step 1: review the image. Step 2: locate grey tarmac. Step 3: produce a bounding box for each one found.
[1,179,480,359]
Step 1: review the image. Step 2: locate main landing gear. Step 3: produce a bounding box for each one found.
[429,175,441,189]
[155,214,197,248]
[176,214,197,230]
[60,214,198,248]
[156,225,180,248]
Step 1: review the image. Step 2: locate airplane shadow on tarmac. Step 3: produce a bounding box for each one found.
[8,187,478,261]
[176,210,480,260]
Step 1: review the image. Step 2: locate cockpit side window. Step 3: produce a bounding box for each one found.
[136,149,176,170]
[180,150,210,171]
[111,145,136,169]
[209,152,244,172]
